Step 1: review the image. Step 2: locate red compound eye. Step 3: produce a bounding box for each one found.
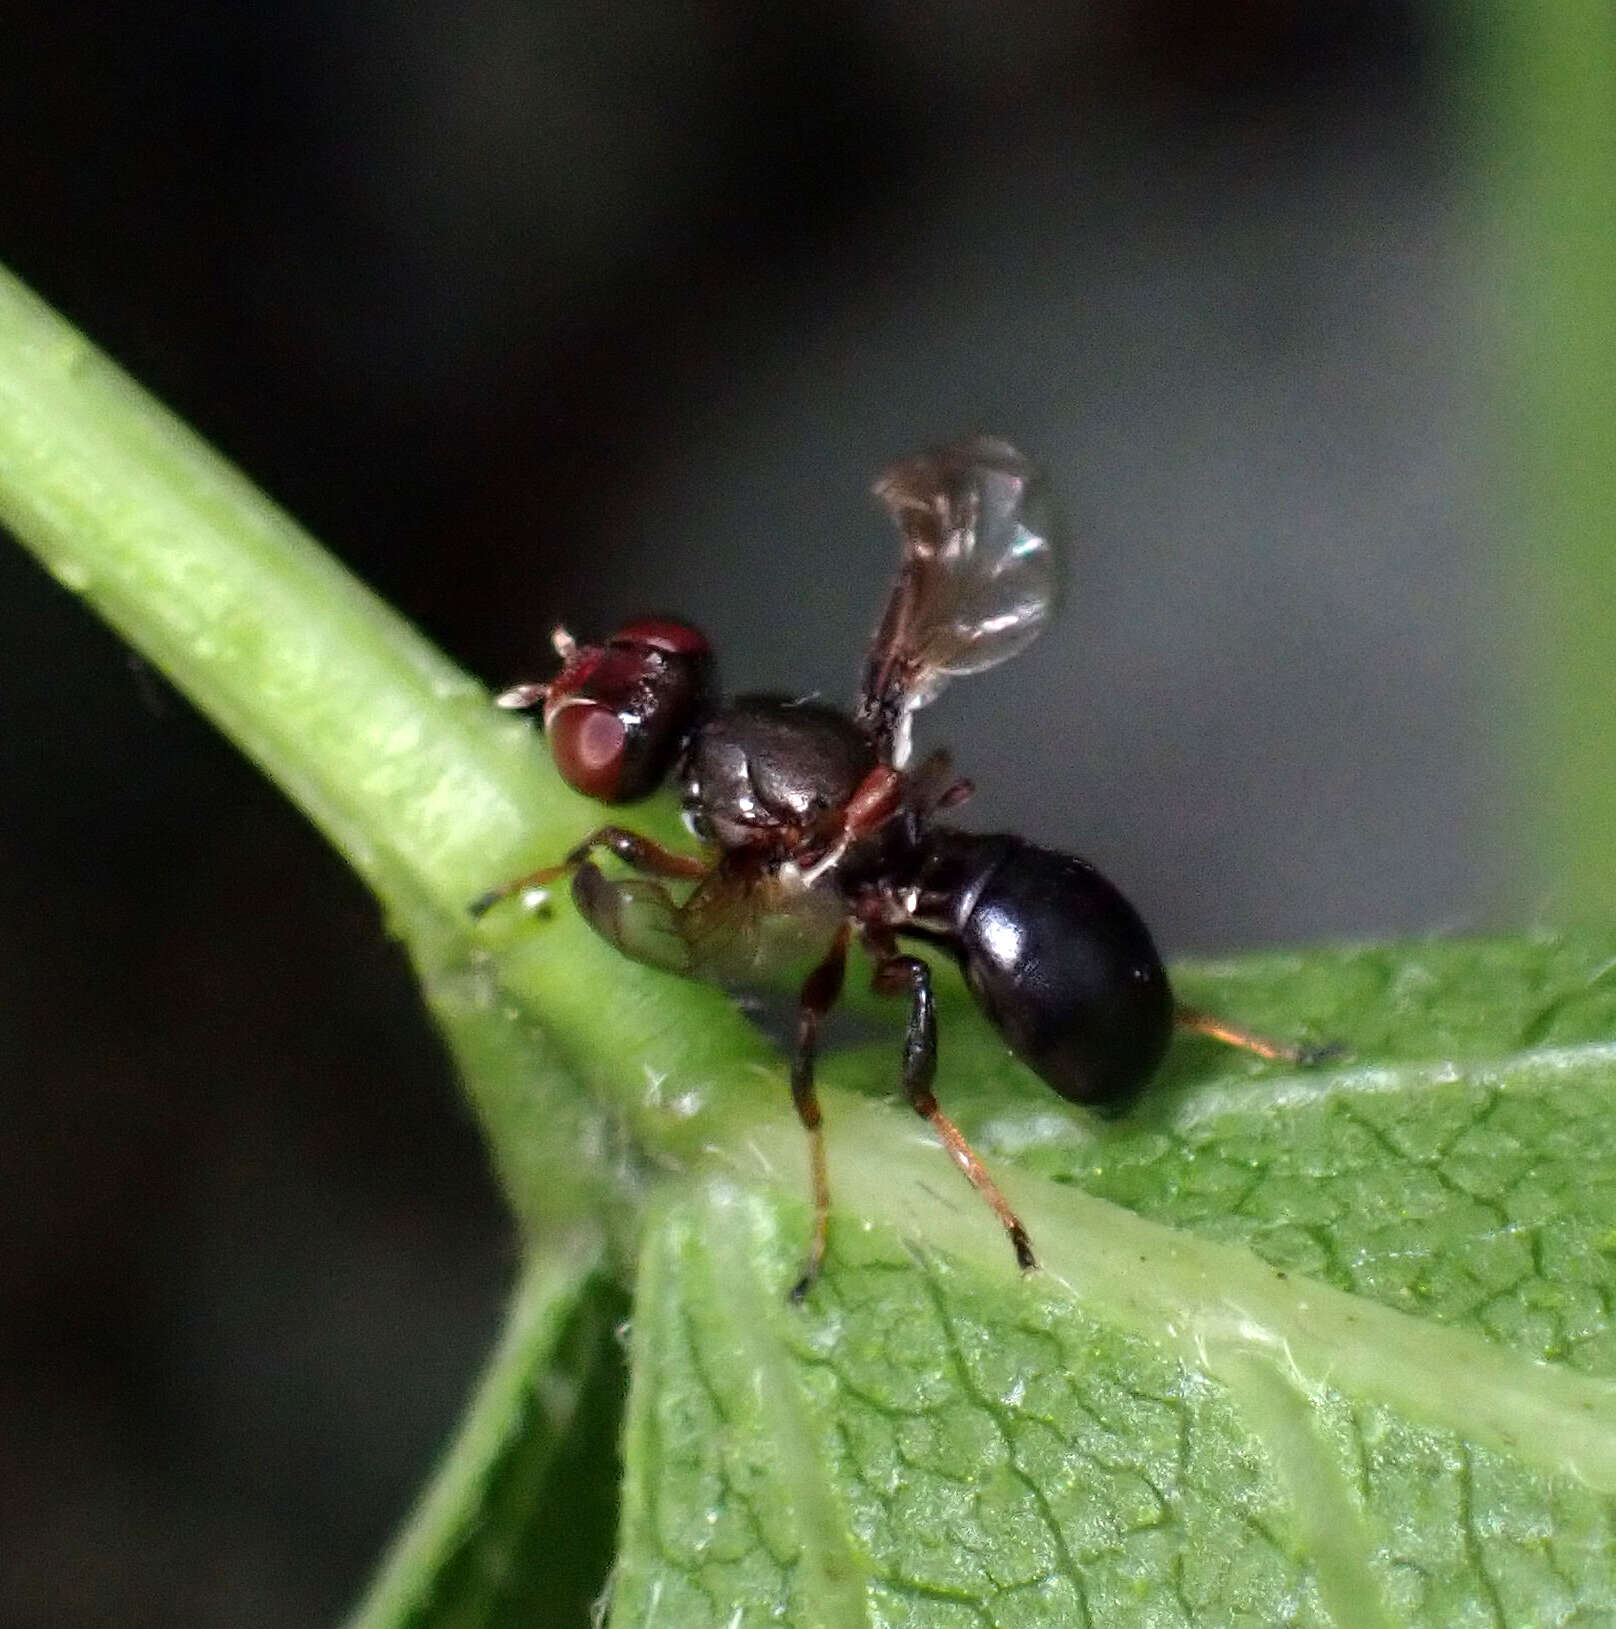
[546,699,628,799]
[522,619,711,803]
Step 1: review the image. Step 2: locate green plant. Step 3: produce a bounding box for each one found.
[5,262,1616,1627]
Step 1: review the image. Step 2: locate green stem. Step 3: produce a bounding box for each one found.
[0,261,579,913]
[0,261,778,1181]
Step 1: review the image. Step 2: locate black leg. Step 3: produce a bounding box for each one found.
[788,924,850,1301]
[870,951,1037,1273]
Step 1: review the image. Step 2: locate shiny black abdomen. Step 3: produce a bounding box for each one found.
[919,833,1174,1111]
[682,697,877,850]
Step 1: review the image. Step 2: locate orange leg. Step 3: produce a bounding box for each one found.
[870,948,1037,1274]
[1176,1006,1342,1067]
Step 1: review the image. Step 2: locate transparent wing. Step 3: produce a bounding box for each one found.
[678,864,766,980]
[856,436,1062,764]
[576,861,843,988]
[684,863,846,986]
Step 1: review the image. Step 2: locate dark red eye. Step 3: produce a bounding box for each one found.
[525,619,714,803]
[546,699,629,800]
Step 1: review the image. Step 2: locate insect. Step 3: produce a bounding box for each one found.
[473,437,1327,1296]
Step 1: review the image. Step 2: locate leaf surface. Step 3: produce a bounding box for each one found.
[601,935,1616,1628]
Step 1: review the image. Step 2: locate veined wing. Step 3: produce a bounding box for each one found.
[856,436,1062,765]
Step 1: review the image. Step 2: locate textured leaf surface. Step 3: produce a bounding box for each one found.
[603,935,1616,1629]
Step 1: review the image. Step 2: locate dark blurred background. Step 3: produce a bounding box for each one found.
[0,4,1523,1625]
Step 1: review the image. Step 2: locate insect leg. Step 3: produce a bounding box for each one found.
[786,922,851,1303]
[869,945,1038,1274]
[1175,1006,1343,1068]
[469,825,707,917]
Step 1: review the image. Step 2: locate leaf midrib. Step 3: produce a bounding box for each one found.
[1163,1038,1616,1129]
[713,1041,1616,1494]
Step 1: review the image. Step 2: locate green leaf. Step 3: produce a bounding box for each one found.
[608,938,1616,1628]
[5,262,1616,1627]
